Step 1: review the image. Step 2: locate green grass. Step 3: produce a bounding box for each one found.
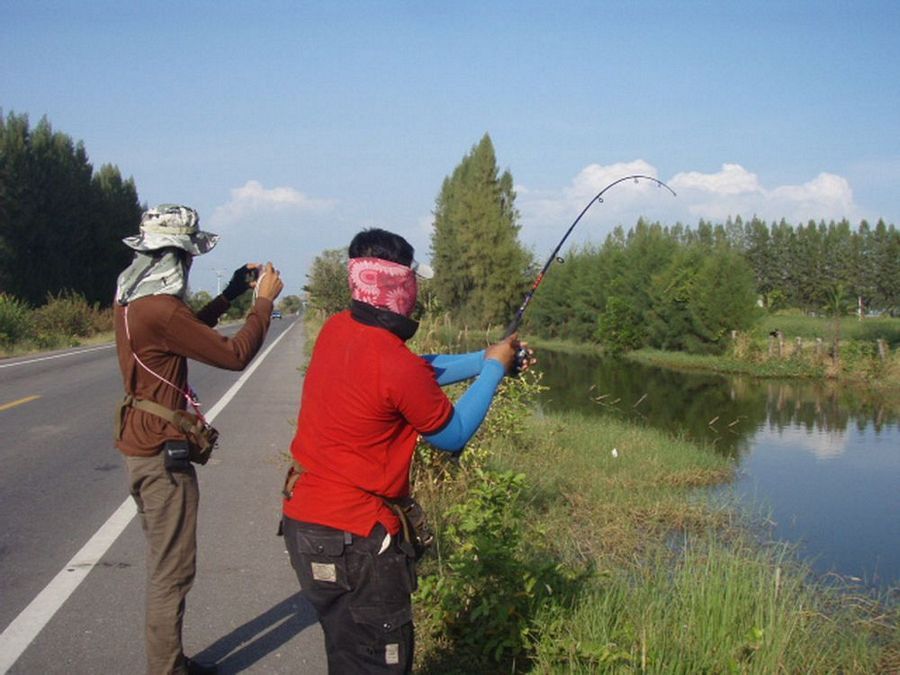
[756,311,900,347]
[628,347,828,379]
[415,405,899,673]
[532,538,894,674]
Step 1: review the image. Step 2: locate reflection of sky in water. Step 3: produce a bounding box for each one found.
[732,422,899,588]
[756,425,850,460]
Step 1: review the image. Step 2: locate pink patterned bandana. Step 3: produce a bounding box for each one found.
[348,257,418,317]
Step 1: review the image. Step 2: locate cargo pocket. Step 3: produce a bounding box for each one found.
[349,604,413,670]
[291,528,351,591]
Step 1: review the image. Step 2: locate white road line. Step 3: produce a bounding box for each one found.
[0,344,115,369]
[0,321,296,673]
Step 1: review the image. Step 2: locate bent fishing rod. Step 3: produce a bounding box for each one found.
[504,174,676,339]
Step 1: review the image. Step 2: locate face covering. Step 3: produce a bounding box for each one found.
[347,257,418,317]
[116,249,190,305]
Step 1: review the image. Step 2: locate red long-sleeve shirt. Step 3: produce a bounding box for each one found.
[283,311,453,537]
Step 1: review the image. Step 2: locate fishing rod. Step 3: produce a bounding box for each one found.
[504,174,677,339]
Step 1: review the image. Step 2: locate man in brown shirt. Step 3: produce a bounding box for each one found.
[114,204,283,675]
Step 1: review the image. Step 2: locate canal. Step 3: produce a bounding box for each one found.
[536,349,900,590]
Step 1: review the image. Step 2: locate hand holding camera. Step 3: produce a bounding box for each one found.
[255,262,284,302]
[223,263,260,301]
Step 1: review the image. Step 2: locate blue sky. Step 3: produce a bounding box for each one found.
[3,1,899,296]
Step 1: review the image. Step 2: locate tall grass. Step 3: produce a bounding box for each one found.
[414,403,898,673]
[532,537,895,673]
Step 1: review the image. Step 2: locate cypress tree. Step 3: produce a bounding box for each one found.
[430,134,531,326]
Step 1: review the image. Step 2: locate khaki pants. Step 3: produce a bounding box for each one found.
[126,453,199,675]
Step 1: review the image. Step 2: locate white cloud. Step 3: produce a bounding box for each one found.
[209,180,336,227]
[189,180,341,297]
[564,160,660,201]
[669,164,857,223]
[516,161,862,255]
[669,163,761,195]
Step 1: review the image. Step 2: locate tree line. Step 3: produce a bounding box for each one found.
[525,216,899,353]
[0,111,143,307]
[5,111,892,349]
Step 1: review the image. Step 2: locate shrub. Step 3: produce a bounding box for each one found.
[32,290,107,341]
[0,293,33,347]
[416,468,578,669]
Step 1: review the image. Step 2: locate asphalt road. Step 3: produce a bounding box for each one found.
[0,315,327,674]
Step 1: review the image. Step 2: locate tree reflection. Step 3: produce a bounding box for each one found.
[536,351,898,459]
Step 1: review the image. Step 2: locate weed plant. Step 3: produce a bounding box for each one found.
[0,293,33,347]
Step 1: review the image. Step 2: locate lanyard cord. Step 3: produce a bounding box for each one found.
[252,271,266,303]
[123,304,207,424]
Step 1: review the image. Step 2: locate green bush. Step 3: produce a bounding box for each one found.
[32,291,108,342]
[416,468,578,669]
[0,293,33,347]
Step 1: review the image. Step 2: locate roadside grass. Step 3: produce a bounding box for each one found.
[0,330,115,359]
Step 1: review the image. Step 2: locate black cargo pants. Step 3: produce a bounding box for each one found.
[283,517,416,674]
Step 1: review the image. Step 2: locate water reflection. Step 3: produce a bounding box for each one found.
[537,350,898,458]
[536,350,900,588]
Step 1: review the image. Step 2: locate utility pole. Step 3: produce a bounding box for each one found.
[209,269,225,295]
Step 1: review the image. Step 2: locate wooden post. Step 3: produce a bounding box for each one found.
[794,336,803,356]
[815,337,824,359]
[877,339,888,362]
[777,330,784,358]
[768,334,775,357]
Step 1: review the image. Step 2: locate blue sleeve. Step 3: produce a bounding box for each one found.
[423,359,505,452]
[421,350,486,386]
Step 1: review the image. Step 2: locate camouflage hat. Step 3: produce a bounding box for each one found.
[123,204,219,256]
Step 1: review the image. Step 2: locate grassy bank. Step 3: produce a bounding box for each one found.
[411,379,899,673]
[642,311,900,386]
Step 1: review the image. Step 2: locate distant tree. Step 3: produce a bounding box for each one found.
[305,247,349,316]
[278,294,302,314]
[187,290,213,313]
[224,288,254,320]
[822,282,851,367]
[871,219,900,315]
[687,248,759,352]
[645,246,704,352]
[430,134,531,325]
[0,111,141,306]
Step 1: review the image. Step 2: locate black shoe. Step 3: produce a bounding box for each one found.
[185,657,218,675]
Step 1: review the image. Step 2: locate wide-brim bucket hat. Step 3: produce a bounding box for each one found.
[123,204,219,256]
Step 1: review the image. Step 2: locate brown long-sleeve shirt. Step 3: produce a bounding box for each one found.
[115,293,273,457]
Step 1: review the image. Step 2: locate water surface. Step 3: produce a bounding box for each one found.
[536,350,900,589]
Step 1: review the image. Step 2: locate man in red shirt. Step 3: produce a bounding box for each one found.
[115,204,283,675]
[282,228,526,673]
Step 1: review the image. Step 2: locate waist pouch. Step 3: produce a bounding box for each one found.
[280,461,433,559]
[115,394,219,465]
[383,495,434,561]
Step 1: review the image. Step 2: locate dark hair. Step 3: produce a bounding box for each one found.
[348,228,414,266]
